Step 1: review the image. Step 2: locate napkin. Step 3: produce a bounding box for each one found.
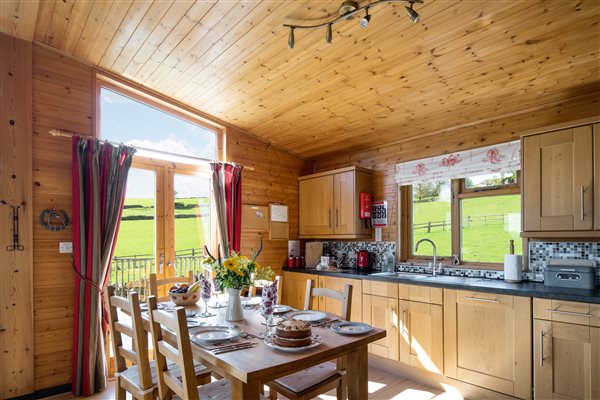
[260,279,278,315]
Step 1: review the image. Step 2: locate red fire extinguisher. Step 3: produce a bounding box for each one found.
[359,192,372,228]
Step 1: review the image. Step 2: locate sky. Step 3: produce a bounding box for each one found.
[100,88,215,199]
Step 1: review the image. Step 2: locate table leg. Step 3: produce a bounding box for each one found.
[346,345,368,400]
[231,377,261,400]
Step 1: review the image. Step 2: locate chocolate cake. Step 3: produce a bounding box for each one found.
[273,319,312,347]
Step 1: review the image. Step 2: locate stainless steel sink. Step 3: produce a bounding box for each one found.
[422,275,475,284]
[370,272,429,279]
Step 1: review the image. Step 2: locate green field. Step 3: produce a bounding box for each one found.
[114,197,210,258]
[413,195,521,263]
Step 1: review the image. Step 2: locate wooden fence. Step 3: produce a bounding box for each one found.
[414,213,518,233]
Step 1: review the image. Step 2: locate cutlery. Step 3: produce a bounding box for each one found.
[212,343,258,354]
[312,318,340,327]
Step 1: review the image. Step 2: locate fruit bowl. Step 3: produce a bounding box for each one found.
[169,291,200,306]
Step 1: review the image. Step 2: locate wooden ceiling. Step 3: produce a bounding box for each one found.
[1,0,599,158]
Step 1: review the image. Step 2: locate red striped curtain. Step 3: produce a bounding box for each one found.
[210,162,243,254]
[71,137,135,395]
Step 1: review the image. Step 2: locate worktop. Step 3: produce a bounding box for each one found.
[282,267,600,304]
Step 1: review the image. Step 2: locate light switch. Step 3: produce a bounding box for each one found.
[59,242,73,253]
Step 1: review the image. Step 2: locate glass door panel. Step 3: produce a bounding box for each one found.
[173,172,211,277]
[111,167,156,299]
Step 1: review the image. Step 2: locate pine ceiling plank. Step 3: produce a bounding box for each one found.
[60,0,93,54]
[121,1,194,78]
[97,0,155,70]
[43,0,75,48]
[143,1,249,89]
[131,1,217,82]
[33,0,56,43]
[85,0,133,65]
[176,0,338,101]
[72,0,114,60]
[110,0,174,72]
[0,0,40,40]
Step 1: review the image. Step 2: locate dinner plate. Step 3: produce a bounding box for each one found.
[272,305,293,314]
[186,318,204,328]
[191,325,241,343]
[241,297,262,306]
[330,321,372,335]
[264,334,323,353]
[283,310,328,322]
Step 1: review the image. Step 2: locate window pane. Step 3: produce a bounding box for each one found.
[464,171,517,189]
[100,88,216,161]
[461,195,521,263]
[412,181,451,257]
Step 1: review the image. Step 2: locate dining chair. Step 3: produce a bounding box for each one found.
[266,280,352,400]
[106,287,211,400]
[149,271,194,302]
[147,295,242,400]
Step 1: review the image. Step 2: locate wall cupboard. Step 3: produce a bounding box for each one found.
[522,123,598,235]
[444,289,532,399]
[298,166,371,239]
[533,298,600,400]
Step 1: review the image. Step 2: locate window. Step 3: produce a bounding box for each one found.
[98,77,219,294]
[405,171,521,265]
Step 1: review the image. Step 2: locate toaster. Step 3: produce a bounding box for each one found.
[544,259,597,290]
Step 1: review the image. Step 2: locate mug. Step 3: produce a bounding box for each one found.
[320,256,330,268]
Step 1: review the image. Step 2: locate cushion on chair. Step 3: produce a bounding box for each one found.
[120,359,209,388]
[172,379,266,400]
[274,361,341,393]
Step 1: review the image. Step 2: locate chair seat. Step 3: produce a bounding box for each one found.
[274,361,341,394]
[172,379,266,400]
[121,359,209,389]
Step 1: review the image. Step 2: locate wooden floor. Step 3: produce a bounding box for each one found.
[43,365,461,400]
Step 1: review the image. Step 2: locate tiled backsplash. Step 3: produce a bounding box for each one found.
[322,241,396,269]
[529,241,600,283]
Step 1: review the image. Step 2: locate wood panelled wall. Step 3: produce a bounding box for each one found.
[26,43,313,393]
[0,33,34,399]
[314,92,600,247]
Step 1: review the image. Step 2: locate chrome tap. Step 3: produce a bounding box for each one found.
[415,238,440,276]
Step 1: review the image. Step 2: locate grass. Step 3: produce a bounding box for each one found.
[413,195,522,263]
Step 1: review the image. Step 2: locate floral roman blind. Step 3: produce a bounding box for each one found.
[395,140,520,186]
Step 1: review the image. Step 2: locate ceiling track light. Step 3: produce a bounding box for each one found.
[284,0,423,49]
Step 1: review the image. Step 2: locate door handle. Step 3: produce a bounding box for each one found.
[580,186,585,221]
[401,306,406,333]
[328,209,332,228]
[335,209,338,227]
[465,296,499,303]
[390,306,396,330]
[546,308,592,317]
[539,330,545,367]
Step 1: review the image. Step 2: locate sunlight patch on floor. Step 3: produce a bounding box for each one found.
[438,383,464,399]
[368,380,387,393]
[390,388,437,400]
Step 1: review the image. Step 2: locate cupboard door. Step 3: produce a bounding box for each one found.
[523,126,594,231]
[363,294,399,360]
[333,171,354,234]
[408,302,444,375]
[534,320,600,400]
[281,272,317,310]
[595,123,600,230]
[444,290,532,399]
[299,175,334,235]
[317,276,362,322]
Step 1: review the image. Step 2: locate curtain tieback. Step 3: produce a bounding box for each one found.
[71,257,104,293]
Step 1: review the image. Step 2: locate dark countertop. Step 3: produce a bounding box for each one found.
[282,268,600,304]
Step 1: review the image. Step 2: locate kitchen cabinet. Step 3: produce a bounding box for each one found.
[533,298,600,399]
[362,292,399,361]
[281,272,318,310]
[299,166,371,239]
[522,124,595,233]
[444,289,532,399]
[316,275,362,322]
[595,123,600,230]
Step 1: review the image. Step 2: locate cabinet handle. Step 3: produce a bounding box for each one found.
[580,186,585,221]
[539,331,545,367]
[328,209,331,228]
[335,209,338,227]
[465,296,499,303]
[546,308,593,317]
[401,306,406,333]
[390,306,396,330]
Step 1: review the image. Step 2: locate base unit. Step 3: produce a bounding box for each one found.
[362,294,399,361]
[281,271,318,310]
[444,290,532,399]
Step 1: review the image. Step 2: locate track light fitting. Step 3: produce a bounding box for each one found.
[284,0,423,49]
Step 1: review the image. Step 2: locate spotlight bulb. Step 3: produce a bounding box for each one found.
[360,9,371,28]
[405,3,420,23]
[288,28,295,49]
[326,23,333,44]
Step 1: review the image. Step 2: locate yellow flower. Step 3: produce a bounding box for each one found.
[223,258,243,276]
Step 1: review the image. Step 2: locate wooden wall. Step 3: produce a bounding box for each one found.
[313,92,600,245]
[24,43,313,393]
[0,33,34,399]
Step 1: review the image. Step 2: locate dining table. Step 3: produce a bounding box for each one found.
[141,300,386,400]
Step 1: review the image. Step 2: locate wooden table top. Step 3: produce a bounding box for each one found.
[146,302,386,384]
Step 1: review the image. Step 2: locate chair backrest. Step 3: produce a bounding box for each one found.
[105,286,153,390]
[147,296,199,400]
[148,271,194,302]
[304,279,352,321]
